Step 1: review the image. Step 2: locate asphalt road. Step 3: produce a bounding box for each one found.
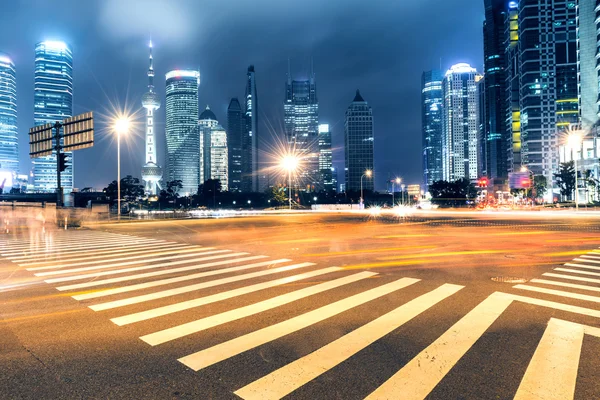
[2,211,600,399]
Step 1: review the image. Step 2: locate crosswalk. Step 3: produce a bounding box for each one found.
[2,230,600,398]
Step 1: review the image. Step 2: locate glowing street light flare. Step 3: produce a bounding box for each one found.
[114,117,130,135]
[113,115,132,221]
[280,153,300,210]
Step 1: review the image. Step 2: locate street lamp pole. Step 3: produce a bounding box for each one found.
[288,169,292,210]
[568,132,583,212]
[114,118,130,221]
[360,170,372,209]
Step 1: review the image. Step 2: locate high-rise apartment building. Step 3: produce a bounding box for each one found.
[33,41,73,193]
[345,90,374,192]
[165,69,200,195]
[198,106,228,191]
[482,0,508,180]
[243,66,259,192]
[227,98,243,192]
[141,41,162,195]
[442,63,482,182]
[0,53,18,180]
[318,124,334,191]
[284,62,319,191]
[421,70,443,190]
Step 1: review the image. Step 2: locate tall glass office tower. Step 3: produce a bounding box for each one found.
[199,106,228,191]
[165,69,200,195]
[227,98,243,192]
[244,66,259,192]
[442,63,482,182]
[33,41,73,193]
[0,53,18,180]
[318,124,333,191]
[421,70,443,190]
[345,90,374,192]
[284,63,319,191]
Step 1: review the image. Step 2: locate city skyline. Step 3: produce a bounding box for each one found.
[0,0,483,191]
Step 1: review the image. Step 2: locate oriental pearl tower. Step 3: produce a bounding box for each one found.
[141,40,163,195]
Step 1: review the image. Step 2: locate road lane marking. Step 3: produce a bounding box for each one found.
[573,258,600,265]
[32,247,215,275]
[513,318,583,400]
[364,292,513,400]
[176,276,418,370]
[44,251,236,283]
[554,267,600,277]
[234,283,463,400]
[73,259,292,301]
[93,262,319,312]
[0,233,133,248]
[514,284,600,303]
[564,263,600,271]
[55,255,267,291]
[20,243,189,267]
[542,272,600,284]
[2,238,164,257]
[501,291,600,317]
[1,236,159,252]
[580,254,600,260]
[110,264,330,324]
[143,271,380,346]
[530,278,600,293]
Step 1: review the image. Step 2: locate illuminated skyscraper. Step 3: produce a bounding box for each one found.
[318,124,334,191]
[165,69,200,195]
[442,63,482,182]
[33,41,73,193]
[284,62,319,191]
[0,53,18,181]
[345,90,374,192]
[227,98,243,192]
[199,106,228,190]
[243,66,259,192]
[141,41,162,195]
[421,69,443,190]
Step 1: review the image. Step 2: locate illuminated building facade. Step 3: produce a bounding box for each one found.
[284,62,319,191]
[505,1,521,174]
[227,97,243,192]
[141,41,162,195]
[165,69,200,195]
[0,53,18,181]
[33,41,73,193]
[318,124,334,191]
[243,66,259,192]
[483,0,508,180]
[442,63,482,182]
[198,106,228,191]
[345,90,374,192]
[421,69,443,190]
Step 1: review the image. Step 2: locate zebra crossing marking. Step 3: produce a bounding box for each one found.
[234,283,463,400]
[530,278,600,293]
[543,272,600,285]
[514,284,600,304]
[176,276,418,370]
[2,238,164,257]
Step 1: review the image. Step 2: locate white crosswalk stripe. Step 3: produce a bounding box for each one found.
[2,238,164,257]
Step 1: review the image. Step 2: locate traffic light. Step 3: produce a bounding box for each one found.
[478,177,489,188]
[58,153,68,172]
[521,178,531,188]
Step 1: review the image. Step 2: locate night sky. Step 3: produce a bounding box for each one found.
[1,0,483,191]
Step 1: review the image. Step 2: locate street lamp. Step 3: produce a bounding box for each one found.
[281,154,299,210]
[360,169,373,208]
[400,183,406,205]
[520,166,534,205]
[392,177,401,206]
[568,132,583,211]
[114,117,130,220]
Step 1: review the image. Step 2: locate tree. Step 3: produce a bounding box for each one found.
[554,161,575,200]
[429,179,475,207]
[533,175,548,199]
[201,179,222,197]
[270,184,287,206]
[103,175,144,202]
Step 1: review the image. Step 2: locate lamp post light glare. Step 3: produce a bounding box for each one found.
[568,132,583,211]
[114,117,130,220]
[392,177,401,206]
[281,154,300,210]
[360,169,373,209]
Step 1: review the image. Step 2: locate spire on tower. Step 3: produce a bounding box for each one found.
[147,40,154,92]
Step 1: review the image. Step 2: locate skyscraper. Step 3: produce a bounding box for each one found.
[442,63,482,182]
[0,53,18,180]
[165,69,200,195]
[318,124,334,191]
[506,0,578,188]
[421,70,443,190]
[284,62,319,191]
[345,90,374,192]
[33,41,73,193]
[505,1,521,174]
[227,98,243,192]
[141,41,162,195]
[578,0,598,128]
[243,66,259,192]
[199,106,228,191]
[482,0,508,180]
